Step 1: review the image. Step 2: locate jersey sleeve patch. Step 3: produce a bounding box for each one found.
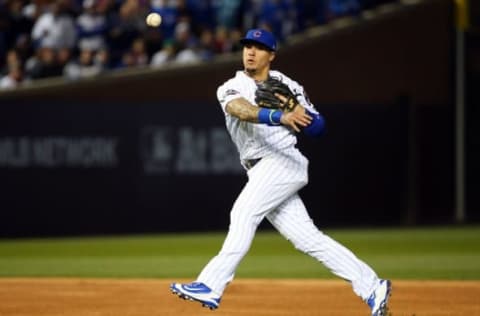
[225,89,240,97]
[219,89,241,104]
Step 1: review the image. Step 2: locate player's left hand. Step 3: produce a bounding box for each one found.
[255,76,299,112]
[280,106,312,132]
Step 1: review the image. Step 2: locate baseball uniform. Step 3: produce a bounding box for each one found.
[194,69,380,301]
[170,28,391,316]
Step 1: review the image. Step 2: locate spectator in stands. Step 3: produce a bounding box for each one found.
[57,46,73,70]
[31,0,77,50]
[76,0,108,52]
[63,48,105,79]
[0,61,26,89]
[119,36,149,68]
[0,0,35,60]
[212,25,231,54]
[176,0,194,26]
[0,49,28,89]
[11,33,34,67]
[254,0,301,42]
[94,47,111,69]
[150,0,178,40]
[150,39,175,67]
[213,26,242,54]
[197,28,215,61]
[1,49,20,76]
[107,0,146,67]
[212,0,242,30]
[185,0,214,35]
[143,23,164,60]
[95,0,116,17]
[228,27,243,52]
[25,46,64,79]
[173,20,200,64]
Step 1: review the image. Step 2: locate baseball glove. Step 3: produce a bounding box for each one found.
[255,76,299,112]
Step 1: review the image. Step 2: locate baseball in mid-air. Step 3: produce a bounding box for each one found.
[146,12,162,27]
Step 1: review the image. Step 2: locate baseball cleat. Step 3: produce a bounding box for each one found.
[367,279,392,316]
[170,282,221,310]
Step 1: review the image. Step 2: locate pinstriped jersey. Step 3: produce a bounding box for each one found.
[217,70,318,161]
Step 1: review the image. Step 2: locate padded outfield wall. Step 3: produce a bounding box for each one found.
[0,0,468,237]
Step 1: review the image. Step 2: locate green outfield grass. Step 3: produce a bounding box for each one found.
[0,226,479,279]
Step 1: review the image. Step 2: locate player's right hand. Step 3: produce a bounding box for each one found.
[280,106,312,132]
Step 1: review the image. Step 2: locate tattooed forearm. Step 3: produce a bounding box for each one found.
[225,98,260,122]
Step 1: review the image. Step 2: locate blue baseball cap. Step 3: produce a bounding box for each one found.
[240,29,277,51]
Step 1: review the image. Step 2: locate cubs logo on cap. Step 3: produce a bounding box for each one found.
[240,29,277,51]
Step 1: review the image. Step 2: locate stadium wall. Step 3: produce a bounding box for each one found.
[0,0,464,237]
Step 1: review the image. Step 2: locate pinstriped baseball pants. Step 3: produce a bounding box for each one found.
[196,147,379,301]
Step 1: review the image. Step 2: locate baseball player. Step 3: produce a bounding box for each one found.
[171,28,392,316]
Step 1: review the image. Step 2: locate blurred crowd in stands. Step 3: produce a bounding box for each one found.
[0,0,396,89]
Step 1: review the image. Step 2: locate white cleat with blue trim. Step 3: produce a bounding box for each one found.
[367,279,392,316]
[170,282,221,310]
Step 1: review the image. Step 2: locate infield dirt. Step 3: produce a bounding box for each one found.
[0,278,478,315]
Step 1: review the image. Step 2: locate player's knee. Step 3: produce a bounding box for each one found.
[293,241,319,254]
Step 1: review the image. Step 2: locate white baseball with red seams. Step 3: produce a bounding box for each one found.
[195,69,381,301]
